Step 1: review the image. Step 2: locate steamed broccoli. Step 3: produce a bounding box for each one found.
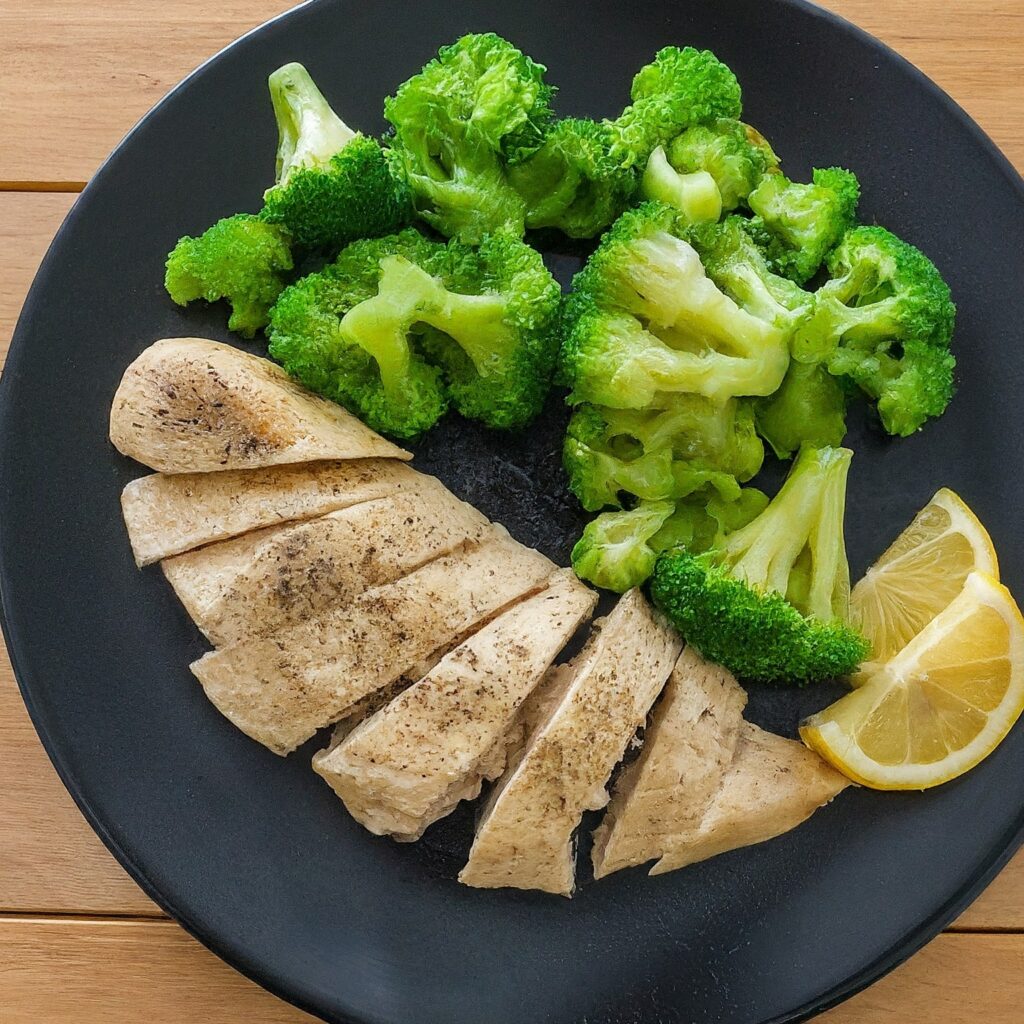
[747,167,860,283]
[261,63,412,253]
[666,119,779,210]
[268,230,449,437]
[384,33,555,242]
[268,227,560,437]
[792,226,956,436]
[564,397,763,511]
[508,119,639,238]
[755,362,848,458]
[571,485,767,593]
[686,215,812,333]
[164,214,293,338]
[561,203,790,406]
[571,500,676,592]
[641,146,722,225]
[650,445,869,683]
[609,47,743,169]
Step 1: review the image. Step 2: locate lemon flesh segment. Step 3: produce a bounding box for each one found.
[801,572,1024,790]
[850,488,998,676]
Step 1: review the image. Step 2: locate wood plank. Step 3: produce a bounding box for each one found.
[822,933,1024,1022]
[0,917,316,1022]
[0,1,295,184]
[0,918,1019,1023]
[954,849,1024,931]
[0,1,1021,184]
[0,192,76,364]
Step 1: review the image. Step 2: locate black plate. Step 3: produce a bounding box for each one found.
[2,1,1023,1021]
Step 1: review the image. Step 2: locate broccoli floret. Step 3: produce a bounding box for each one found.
[260,63,412,253]
[571,484,768,593]
[564,397,763,511]
[268,230,449,438]
[666,118,779,211]
[572,500,676,592]
[686,215,813,333]
[792,225,956,436]
[640,146,722,225]
[383,33,555,242]
[164,214,293,338]
[415,231,562,428]
[268,227,560,436]
[755,362,848,458]
[747,167,861,283]
[561,203,790,405]
[650,444,869,683]
[610,47,743,169]
[508,119,640,238]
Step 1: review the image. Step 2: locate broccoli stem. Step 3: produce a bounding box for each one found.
[721,444,853,622]
[269,62,356,184]
[641,147,722,224]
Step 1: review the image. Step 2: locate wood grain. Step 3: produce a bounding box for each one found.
[0,918,1019,1023]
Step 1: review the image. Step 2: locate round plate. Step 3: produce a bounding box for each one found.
[2,1,1023,1022]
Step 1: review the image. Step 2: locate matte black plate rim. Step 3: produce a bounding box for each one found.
[1,1,1022,1022]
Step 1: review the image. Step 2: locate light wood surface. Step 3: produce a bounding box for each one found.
[0,1,1021,1021]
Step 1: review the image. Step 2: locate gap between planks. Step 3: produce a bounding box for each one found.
[0,181,86,193]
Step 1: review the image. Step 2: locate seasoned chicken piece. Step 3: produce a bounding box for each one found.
[162,487,490,646]
[313,570,597,840]
[110,338,408,473]
[459,590,681,896]
[591,648,747,878]
[121,458,424,565]
[648,721,850,875]
[191,529,554,755]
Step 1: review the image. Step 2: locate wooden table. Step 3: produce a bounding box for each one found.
[1,1,1022,1020]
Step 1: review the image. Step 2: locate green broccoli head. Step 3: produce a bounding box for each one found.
[792,225,956,436]
[610,47,743,169]
[508,119,640,238]
[666,119,779,210]
[563,397,763,511]
[687,215,813,333]
[260,63,412,253]
[747,167,861,283]
[650,444,869,683]
[571,500,676,593]
[164,214,293,338]
[417,230,562,429]
[561,202,790,405]
[755,361,848,459]
[383,33,555,242]
[267,229,448,438]
[571,484,768,593]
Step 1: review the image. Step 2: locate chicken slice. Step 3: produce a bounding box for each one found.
[110,338,408,473]
[162,487,490,646]
[121,458,425,566]
[459,590,681,896]
[190,529,554,755]
[649,721,850,876]
[591,647,747,878]
[313,569,597,841]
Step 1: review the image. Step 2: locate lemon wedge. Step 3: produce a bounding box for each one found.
[801,573,1024,789]
[849,488,998,680]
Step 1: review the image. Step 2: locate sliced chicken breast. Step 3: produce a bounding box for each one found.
[191,529,555,755]
[121,458,424,566]
[110,338,408,473]
[649,721,850,875]
[459,590,681,896]
[313,569,597,841]
[591,648,748,879]
[162,487,491,646]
